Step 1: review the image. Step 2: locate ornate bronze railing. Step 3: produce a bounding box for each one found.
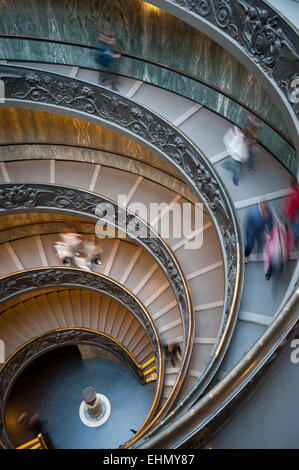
[133,285,299,448]
[0,326,156,449]
[0,63,243,427]
[0,33,294,149]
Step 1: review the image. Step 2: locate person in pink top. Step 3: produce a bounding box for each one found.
[264,210,294,283]
[283,180,299,242]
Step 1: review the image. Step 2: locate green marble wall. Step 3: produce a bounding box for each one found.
[0,0,296,172]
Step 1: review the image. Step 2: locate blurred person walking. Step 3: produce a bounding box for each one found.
[59,231,82,256]
[244,202,273,262]
[163,343,182,367]
[264,210,294,284]
[83,239,103,267]
[95,27,120,91]
[53,240,73,265]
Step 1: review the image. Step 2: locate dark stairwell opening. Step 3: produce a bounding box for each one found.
[5,345,155,449]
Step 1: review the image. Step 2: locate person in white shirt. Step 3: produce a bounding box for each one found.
[223,125,249,186]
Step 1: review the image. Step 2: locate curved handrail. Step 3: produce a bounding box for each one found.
[0,33,294,149]
[0,325,157,449]
[134,284,299,448]
[0,64,243,442]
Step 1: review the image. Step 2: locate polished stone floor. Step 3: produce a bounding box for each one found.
[5,346,155,449]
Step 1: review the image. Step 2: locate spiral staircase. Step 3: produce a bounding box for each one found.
[0,0,298,450]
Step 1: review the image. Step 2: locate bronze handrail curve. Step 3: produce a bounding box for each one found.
[0,326,157,449]
[0,33,293,148]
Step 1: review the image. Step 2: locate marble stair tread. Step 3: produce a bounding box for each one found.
[9,238,42,269]
[195,307,223,338]
[0,165,6,182]
[178,374,198,399]
[4,159,51,183]
[172,225,223,273]
[0,244,20,275]
[128,177,179,215]
[93,165,140,202]
[179,107,231,158]
[13,301,48,334]
[0,315,27,351]
[1,307,36,339]
[240,260,296,317]
[188,266,225,307]
[133,83,197,122]
[78,290,92,329]
[136,273,172,308]
[187,342,213,371]
[216,320,266,376]
[178,344,213,398]
[24,297,55,332]
[153,306,183,335]
[55,160,96,190]
[108,242,140,281]
[35,294,61,329]
[76,68,101,84]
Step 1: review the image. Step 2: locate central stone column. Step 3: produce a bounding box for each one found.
[82,387,102,419]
